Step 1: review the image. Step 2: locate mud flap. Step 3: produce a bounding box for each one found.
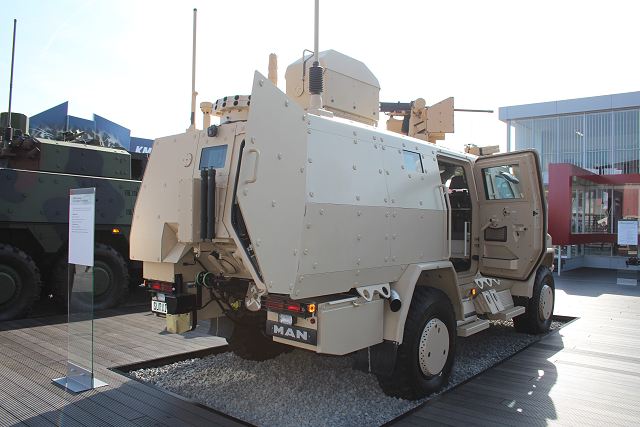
[207,315,235,339]
[353,340,398,376]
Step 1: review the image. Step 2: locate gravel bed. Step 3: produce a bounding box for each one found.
[131,320,564,426]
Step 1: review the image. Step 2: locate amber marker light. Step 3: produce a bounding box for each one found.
[112,228,121,234]
[470,288,477,298]
[307,303,316,314]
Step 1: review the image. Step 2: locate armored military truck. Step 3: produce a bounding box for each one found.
[131,49,555,399]
[0,114,142,320]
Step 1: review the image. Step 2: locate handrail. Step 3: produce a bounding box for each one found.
[438,184,451,259]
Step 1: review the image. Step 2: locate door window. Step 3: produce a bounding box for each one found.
[482,164,523,200]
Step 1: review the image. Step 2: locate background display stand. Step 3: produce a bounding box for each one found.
[53,188,108,393]
[616,220,639,287]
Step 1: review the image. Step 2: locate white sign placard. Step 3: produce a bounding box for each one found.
[68,188,96,266]
[617,220,639,246]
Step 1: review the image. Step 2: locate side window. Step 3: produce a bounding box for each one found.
[482,164,523,200]
[200,145,228,170]
[403,150,424,173]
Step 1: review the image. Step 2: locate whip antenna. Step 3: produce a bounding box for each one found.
[188,8,198,130]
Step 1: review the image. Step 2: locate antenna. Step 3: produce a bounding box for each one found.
[188,8,198,131]
[308,0,324,111]
[313,0,319,64]
[3,19,17,144]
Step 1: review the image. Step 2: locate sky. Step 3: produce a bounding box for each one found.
[1,0,638,152]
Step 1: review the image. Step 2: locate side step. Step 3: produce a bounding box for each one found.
[457,318,490,337]
[487,305,525,321]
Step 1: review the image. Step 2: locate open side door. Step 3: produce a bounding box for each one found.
[472,150,546,280]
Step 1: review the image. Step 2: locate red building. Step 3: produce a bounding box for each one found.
[500,92,640,270]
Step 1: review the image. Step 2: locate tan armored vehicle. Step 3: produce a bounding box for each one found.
[130,9,554,400]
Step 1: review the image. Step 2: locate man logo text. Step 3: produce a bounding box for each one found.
[273,325,308,342]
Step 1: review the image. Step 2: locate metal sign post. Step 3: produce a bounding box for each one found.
[53,188,108,392]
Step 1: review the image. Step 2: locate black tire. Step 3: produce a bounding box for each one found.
[377,287,456,400]
[228,312,292,361]
[53,243,129,312]
[513,266,555,334]
[0,244,42,321]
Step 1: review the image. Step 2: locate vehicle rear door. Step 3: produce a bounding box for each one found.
[472,150,546,280]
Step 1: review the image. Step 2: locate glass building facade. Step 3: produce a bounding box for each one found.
[500,92,640,270]
[510,109,640,181]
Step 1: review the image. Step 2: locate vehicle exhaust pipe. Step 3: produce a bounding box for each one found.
[388,289,401,312]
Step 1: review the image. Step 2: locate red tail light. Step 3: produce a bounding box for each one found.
[266,299,284,311]
[265,296,315,317]
[145,280,175,294]
[285,303,302,313]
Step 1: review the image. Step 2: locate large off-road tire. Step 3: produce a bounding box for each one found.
[513,266,555,334]
[377,287,456,400]
[53,243,129,312]
[0,244,42,321]
[228,312,292,361]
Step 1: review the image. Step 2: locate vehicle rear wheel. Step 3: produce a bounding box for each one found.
[53,243,129,312]
[513,266,555,334]
[377,287,456,400]
[228,312,292,361]
[0,244,42,321]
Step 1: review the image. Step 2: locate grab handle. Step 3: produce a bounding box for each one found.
[244,148,261,184]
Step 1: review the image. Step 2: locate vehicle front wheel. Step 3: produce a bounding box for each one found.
[0,244,42,321]
[513,266,555,334]
[377,287,456,400]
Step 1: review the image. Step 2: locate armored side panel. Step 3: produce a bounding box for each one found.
[0,168,138,252]
[37,138,131,178]
[238,73,309,293]
[239,72,447,299]
[1,135,138,256]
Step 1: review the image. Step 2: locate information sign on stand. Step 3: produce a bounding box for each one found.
[617,220,639,287]
[617,220,639,246]
[53,188,108,392]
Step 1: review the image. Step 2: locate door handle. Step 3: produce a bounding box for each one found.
[244,148,261,184]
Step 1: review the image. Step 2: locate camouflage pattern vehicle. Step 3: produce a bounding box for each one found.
[0,113,142,320]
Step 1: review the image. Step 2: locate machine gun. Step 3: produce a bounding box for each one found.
[381,98,494,143]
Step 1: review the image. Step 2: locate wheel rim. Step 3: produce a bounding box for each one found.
[0,269,19,305]
[538,284,553,321]
[418,318,449,377]
[93,263,111,297]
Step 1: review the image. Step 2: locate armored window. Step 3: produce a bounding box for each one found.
[199,145,228,170]
[482,164,523,200]
[403,150,423,173]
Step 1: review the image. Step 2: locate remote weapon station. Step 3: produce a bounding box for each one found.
[131,4,555,399]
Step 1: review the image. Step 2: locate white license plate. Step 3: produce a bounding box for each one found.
[151,300,167,314]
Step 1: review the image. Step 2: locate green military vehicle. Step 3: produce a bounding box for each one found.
[0,112,143,320]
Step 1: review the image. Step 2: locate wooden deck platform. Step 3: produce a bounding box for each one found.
[1,268,639,426]
[0,307,238,427]
[394,268,640,426]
